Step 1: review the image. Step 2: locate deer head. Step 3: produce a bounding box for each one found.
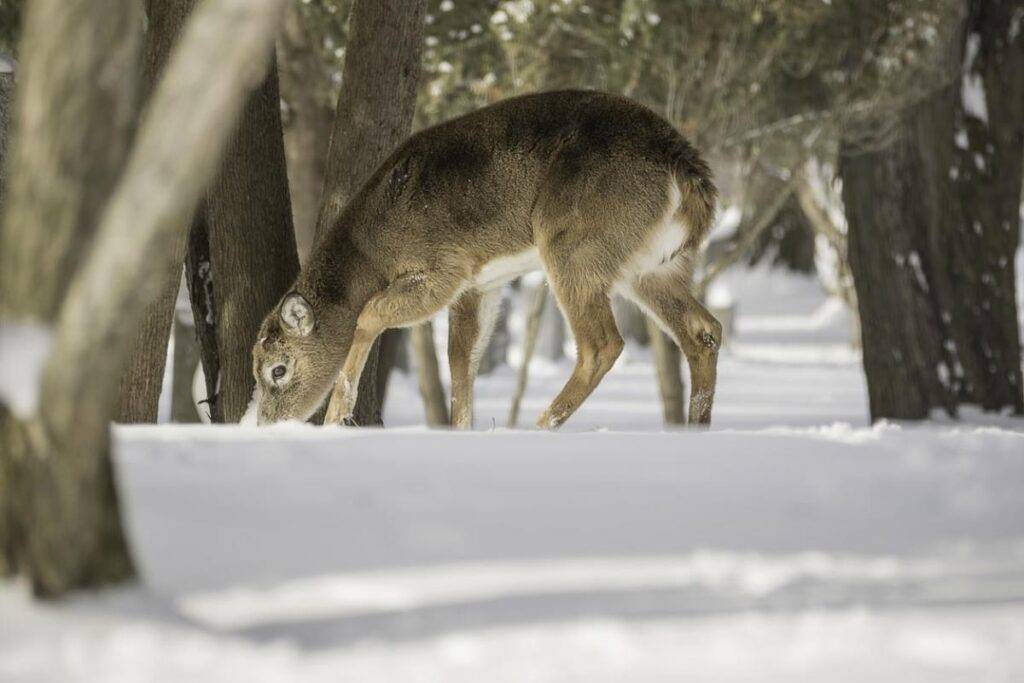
[251,292,343,425]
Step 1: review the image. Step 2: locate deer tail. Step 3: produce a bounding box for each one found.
[671,140,717,250]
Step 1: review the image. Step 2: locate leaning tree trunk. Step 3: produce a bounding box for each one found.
[313,0,426,426]
[0,0,288,596]
[841,0,1023,421]
[0,0,143,590]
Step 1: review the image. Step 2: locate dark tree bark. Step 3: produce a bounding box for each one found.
[841,131,958,420]
[184,207,222,422]
[375,327,408,409]
[119,0,300,424]
[1,57,13,201]
[205,63,300,422]
[841,0,1024,421]
[314,0,426,426]
[932,0,1023,412]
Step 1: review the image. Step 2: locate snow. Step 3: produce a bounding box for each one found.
[4,422,1024,681]
[961,34,989,125]
[0,321,53,419]
[954,128,969,150]
[708,204,742,242]
[3,267,1024,681]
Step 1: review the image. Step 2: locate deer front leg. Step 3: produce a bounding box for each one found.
[324,268,467,425]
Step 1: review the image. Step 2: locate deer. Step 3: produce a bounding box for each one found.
[252,90,720,430]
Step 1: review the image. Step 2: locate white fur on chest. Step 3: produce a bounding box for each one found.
[474,248,542,290]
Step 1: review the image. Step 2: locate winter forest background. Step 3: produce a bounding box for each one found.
[1,0,1023,680]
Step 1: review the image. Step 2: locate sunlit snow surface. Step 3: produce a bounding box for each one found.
[3,267,1023,682]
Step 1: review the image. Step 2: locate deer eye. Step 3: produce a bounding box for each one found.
[271,365,286,380]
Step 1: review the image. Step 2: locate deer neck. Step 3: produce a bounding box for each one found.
[298,234,377,341]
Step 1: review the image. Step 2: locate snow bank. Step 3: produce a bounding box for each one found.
[3,421,1024,682]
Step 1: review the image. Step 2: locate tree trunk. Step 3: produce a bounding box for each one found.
[314,0,426,426]
[410,322,449,426]
[647,317,686,425]
[1,1,141,319]
[509,281,549,427]
[277,1,333,263]
[841,129,958,420]
[842,0,1023,421]
[933,0,1023,412]
[376,328,408,409]
[477,295,510,375]
[205,61,300,423]
[536,290,567,362]
[184,207,222,422]
[0,57,13,202]
[116,0,196,424]
[0,0,143,592]
[795,176,861,349]
[1,0,288,595]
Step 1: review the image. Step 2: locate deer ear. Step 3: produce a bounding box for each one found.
[280,292,314,336]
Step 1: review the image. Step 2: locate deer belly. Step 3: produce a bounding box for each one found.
[474,248,542,290]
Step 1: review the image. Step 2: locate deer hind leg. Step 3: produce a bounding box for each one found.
[325,268,467,425]
[626,272,722,426]
[447,288,502,430]
[536,279,624,430]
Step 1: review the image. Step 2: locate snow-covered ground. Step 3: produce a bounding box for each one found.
[3,267,1023,682]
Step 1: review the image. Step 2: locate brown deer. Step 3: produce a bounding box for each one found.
[252,90,720,429]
